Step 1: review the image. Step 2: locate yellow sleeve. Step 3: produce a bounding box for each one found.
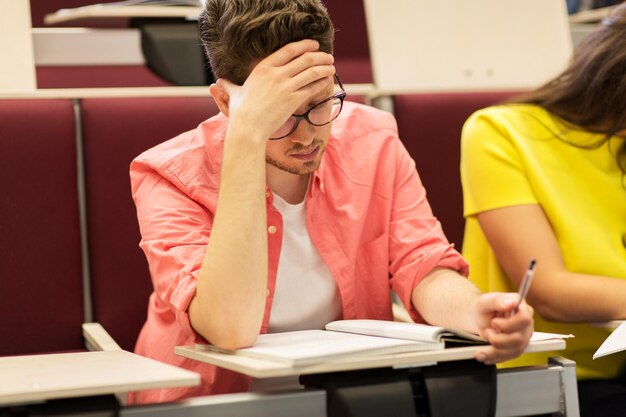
[460,108,538,217]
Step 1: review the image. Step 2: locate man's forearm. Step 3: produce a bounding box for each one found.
[411,267,481,333]
[190,127,269,350]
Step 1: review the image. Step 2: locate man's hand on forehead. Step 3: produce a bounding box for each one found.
[268,39,334,76]
[213,39,335,142]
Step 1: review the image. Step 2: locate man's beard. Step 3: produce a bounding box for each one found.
[266,139,325,175]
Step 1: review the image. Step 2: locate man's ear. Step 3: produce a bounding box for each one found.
[209,82,230,117]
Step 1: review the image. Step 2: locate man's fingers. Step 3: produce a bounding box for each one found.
[265,39,322,67]
[279,50,335,94]
[283,51,335,77]
[476,322,532,365]
[290,65,335,94]
[476,292,519,315]
[491,311,533,334]
[484,328,529,350]
[262,40,335,89]
[475,345,520,365]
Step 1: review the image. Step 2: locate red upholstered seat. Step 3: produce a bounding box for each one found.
[393,91,520,249]
[0,99,85,355]
[322,0,373,84]
[345,94,367,105]
[37,66,172,89]
[80,97,220,351]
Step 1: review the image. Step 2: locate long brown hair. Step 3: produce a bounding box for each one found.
[513,2,626,175]
[198,0,334,85]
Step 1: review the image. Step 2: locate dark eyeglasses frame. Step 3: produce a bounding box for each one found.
[269,74,347,140]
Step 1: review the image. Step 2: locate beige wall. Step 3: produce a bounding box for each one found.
[0,0,36,91]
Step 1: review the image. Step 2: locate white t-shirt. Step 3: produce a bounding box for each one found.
[268,192,342,333]
[250,192,343,392]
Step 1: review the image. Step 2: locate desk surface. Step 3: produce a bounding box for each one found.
[45,3,616,25]
[0,84,377,100]
[44,5,201,25]
[568,5,616,24]
[175,338,566,379]
[0,350,199,406]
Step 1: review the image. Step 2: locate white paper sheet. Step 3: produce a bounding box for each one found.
[594,321,626,359]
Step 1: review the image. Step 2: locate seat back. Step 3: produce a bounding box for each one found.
[394,91,518,249]
[363,0,571,92]
[80,97,220,351]
[0,99,85,355]
[325,0,372,83]
[36,66,172,89]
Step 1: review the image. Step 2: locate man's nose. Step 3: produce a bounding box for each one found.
[289,118,316,145]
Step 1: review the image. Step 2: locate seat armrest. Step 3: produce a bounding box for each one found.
[83,322,123,351]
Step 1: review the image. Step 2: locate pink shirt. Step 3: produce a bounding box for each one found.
[129,101,468,403]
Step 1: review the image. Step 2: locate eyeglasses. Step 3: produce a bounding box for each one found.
[269,74,346,140]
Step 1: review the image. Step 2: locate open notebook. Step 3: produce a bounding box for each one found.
[326,319,487,344]
[196,329,443,366]
[194,320,574,367]
[325,320,572,345]
[195,320,490,366]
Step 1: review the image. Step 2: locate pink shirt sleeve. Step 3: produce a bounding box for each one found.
[387,138,469,323]
[130,161,213,341]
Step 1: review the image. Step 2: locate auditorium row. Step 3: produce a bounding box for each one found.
[0,89,515,357]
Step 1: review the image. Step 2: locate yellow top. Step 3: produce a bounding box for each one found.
[461,104,626,379]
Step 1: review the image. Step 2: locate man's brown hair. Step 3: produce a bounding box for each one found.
[199,0,334,85]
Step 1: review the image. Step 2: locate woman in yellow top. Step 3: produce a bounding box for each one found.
[461,4,626,416]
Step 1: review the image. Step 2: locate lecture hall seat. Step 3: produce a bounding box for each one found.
[394,91,519,249]
[325,0,373,84]
[36,66,173,89]
[0,99,85,355]
[80,96,220,351]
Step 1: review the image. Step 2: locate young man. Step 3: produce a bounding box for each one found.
[129,0,533,404]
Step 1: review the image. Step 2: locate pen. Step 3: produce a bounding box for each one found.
[512,258,536,315]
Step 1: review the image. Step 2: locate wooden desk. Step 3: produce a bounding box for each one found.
[175,338,567,379]
[44,5,201,25]
[569,5,616,24]
[0,350,199,406]
[0,84,377,100]
[174,337,579,416]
